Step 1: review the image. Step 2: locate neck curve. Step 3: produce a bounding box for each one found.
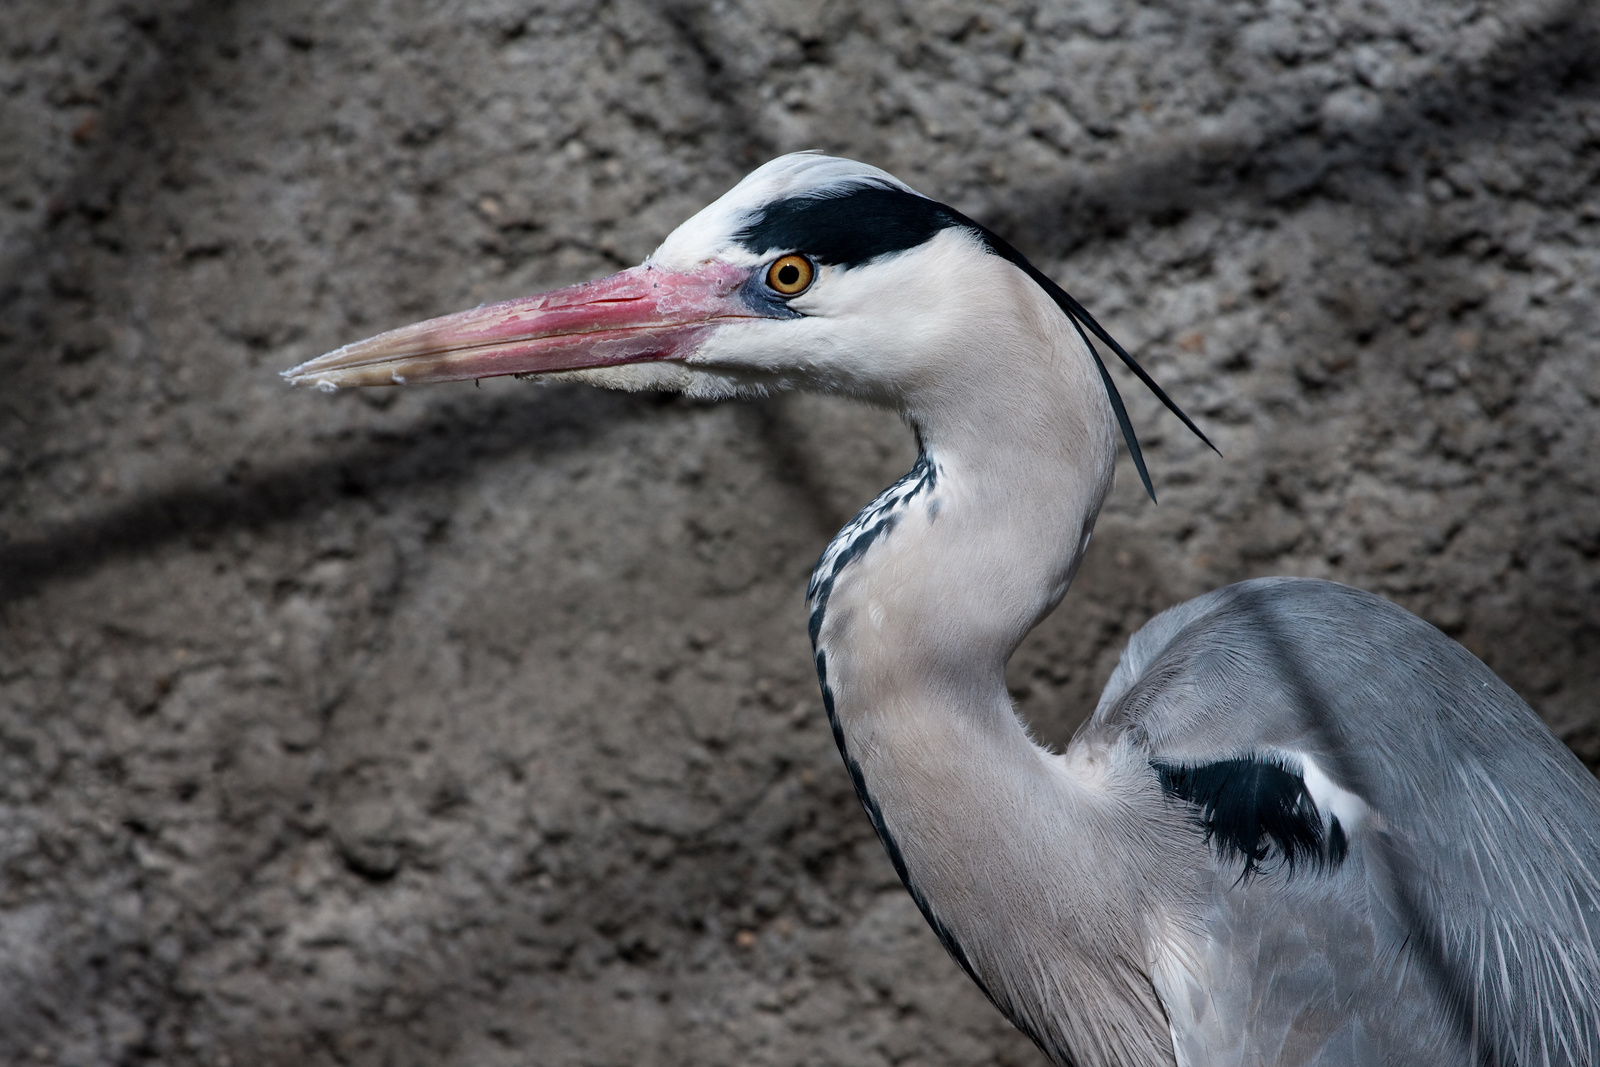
[805,335,1177,1066]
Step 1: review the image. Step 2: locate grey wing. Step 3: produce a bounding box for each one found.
[1093,577,1600,1067]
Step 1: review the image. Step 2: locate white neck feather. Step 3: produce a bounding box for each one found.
[806,276,1182,1067]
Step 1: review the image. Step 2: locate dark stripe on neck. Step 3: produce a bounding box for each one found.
[806,452,937,645]
[812,649,1077,1066]
[804,452,1077,1066]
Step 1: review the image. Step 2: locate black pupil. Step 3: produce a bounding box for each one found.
[777,263,800,287]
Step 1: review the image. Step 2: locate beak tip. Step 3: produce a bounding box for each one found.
[281,363,343,391]
[282,261,749,394]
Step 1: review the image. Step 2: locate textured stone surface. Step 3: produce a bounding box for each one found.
[1,1,1597,1064]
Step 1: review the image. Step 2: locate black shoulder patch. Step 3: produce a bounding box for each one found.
[1152,757,1342,878]
[734,182,968,267]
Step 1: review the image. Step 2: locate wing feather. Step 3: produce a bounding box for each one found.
[1098,577,1600,1065]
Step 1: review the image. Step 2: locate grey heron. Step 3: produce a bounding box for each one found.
[286,154,1600,1066]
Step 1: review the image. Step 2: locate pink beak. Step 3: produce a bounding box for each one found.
[283,262,754,391]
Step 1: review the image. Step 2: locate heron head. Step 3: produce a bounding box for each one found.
[285,153,1209,494]
[288,155,1053,407]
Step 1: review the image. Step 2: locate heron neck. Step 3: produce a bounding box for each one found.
[811,367,1118,690]
[806,341,1120,819]
[808,416,1112,760]
[804,378,1170,1065]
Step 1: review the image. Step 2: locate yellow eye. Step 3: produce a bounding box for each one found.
[765,254,815,296]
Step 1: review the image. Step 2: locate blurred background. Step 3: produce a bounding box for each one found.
[1,1,1596,1064]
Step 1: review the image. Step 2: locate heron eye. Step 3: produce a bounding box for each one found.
[766,254,815,296]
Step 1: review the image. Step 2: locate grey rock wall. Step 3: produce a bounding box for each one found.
[1,1,1596,1064]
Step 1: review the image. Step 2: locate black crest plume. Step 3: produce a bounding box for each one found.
[737,179,1218,502]
[956,210,1221,503]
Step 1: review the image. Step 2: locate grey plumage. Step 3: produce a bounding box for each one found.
[286,153,1600,1066]
[1099,579,1600,1064]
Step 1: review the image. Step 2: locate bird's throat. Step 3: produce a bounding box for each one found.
[802,420,1175,1067]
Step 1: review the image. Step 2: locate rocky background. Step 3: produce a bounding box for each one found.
[2,1,1597,1064]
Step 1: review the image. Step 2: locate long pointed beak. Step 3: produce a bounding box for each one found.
[283,262,753,391]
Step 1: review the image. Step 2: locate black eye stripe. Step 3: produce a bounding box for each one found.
[732,174,1215,497]
[735,183,968,267]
